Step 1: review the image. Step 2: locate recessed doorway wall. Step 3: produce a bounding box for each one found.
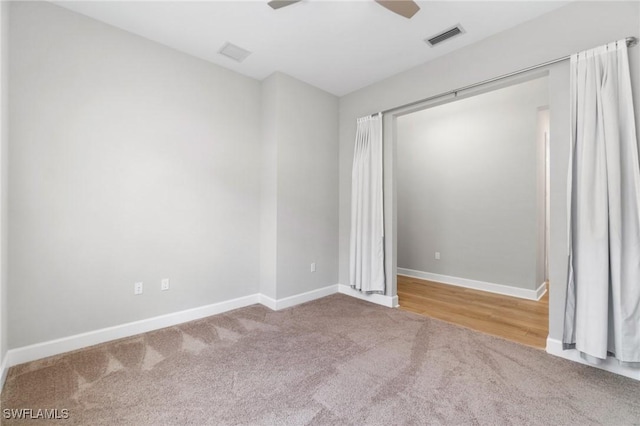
[395,76,550,347]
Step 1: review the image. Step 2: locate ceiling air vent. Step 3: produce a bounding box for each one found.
[425,25,465,47]
[218,42,252,63]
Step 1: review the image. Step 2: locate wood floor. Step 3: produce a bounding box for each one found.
[398,275,549,349]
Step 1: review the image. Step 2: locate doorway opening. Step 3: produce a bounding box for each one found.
[392,75,550,348]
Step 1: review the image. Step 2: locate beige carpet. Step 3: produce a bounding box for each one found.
[1,294,639,425]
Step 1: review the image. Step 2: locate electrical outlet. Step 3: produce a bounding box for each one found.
[435,252,441,260]
[311,262,316,272]
[161,278,170,291]
[134,282,143,295]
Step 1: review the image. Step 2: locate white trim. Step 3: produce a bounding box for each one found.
[0,353,8,391]
[259,294,277,310]
[535,282,547,300]
[546,337,639,381]
[338,284,399,308]
[262,284,339,310]
[2,284,386,372]
[398,268,545,301]
[5,293,261,368]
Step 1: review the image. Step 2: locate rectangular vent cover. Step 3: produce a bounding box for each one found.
[218,42,252,63]
[425,25,465,47]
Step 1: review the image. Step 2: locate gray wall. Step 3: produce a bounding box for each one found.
[397,77,548,290]
[339,1,640,340]
[262,73,339,299]
[260,74,279,300]
[9,2,263,348]
[7,2,340,350]
[0,0,8,366]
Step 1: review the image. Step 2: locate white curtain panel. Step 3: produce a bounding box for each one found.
[563,40,640,364]
[350,114,385,294]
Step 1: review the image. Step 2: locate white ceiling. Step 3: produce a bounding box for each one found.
[53,1,568,96]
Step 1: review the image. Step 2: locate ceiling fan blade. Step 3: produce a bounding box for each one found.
[267,0,302,10]
[375,1,420,19]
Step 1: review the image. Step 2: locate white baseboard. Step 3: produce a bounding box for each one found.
[546,337,639,381]
[5,293,262,369]
[535,282,548,300]
[398,268,546,301]
[261,284,340,310]
[259,294,277,310]
[338,284,399,308]
[2,283,383,377]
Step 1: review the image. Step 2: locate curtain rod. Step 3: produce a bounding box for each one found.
[374,36,638,117]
